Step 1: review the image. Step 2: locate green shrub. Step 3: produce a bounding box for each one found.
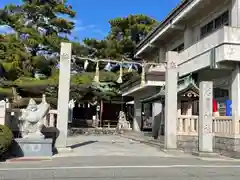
[0,87,12,96]
[0,125,13,156]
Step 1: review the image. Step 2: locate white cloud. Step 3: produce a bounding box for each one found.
[58,16,104,36]
[74,24,96,31]
[92,29,107,36]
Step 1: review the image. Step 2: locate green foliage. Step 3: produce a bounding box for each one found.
[0,0,157,100]
[2,62,23,80]
[84,14,157,59]
[0,0,76,79]
[71,74,93,85]
[0,125,13,156]
[14,77,56,86]
[0,87,12,97]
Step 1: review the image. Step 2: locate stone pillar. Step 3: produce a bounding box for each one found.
[193,100,198,115]
[184,27,192,49]
[164,51,178,149]
[0,100,6,125]
[160,102,165,136]
[231,0,240,27]
[152,101,163,139]
[133,99,141,132]
[186,102,192,115]
[177,102,181,116]
[55,42,72,148]
[231,64,240,117]
[199,81,213,153]
[158,48,166,62]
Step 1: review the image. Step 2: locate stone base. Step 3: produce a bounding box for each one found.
[12,138,53,157]
[192,151,220,158]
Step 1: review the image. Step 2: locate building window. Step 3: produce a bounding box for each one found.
[172,43,184,52]
[200,11,229,39]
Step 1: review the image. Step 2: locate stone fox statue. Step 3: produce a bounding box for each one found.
[19,97,50,139]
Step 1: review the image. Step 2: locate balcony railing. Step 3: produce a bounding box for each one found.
[177,115,240,137]
[120,66,166,94]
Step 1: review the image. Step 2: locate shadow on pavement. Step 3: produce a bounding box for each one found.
[70,141,98,149]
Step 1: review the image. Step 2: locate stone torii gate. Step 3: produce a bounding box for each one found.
[55,43,215,154]
[165,51,213,154]
[54,42,162,149]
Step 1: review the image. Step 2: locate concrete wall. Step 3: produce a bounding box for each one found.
[177,135,240,158]
[177,135,199,153]
[140,0,233,65]
[132,89,159,131]
[165,35,184,52]
[152,101,163,138]
[178,26,240,77]
[214,136,240,158]
[190,2,230,45]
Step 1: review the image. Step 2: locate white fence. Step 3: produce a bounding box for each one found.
[177,115,240,137]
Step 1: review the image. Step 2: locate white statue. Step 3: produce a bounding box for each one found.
[117,111,131,130]
[68,99,75,109]
[19,95,50,139]
[5,98,10,108]
[68,99,75,123]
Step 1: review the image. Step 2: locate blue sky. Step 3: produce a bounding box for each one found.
[0,0,181,40]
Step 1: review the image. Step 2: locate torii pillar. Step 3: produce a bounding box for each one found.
[164,51,178,149]
[55,42,71,149]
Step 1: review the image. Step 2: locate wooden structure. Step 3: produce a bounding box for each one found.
[140,74,200,130]
[71,94,133,128]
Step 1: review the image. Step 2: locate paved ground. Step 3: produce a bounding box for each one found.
[54,135,174,157]
[1,156,240,179]
[2,135,240,179]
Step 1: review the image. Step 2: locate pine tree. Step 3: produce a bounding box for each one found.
[84,14,157,59]
[0,0,76,78]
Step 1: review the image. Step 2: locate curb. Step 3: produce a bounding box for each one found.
[119,134,239,160]
[118,134,193,156]
[6,156,52,163]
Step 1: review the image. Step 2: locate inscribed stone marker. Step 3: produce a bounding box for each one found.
[199,81,213,152]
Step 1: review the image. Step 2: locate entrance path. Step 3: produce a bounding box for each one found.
[54,135,238,161]
[2,156,240,180]
[55,135,173,157]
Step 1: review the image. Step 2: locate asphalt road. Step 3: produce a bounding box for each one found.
[1,156,240,180]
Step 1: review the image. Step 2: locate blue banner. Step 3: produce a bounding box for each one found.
[225,100,232,116]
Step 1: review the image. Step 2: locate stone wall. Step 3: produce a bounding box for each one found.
[177,135,198,152]
[177,135,240,158]
[214,136,240,158]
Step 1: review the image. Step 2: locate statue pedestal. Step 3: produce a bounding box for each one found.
[12,138,53,157]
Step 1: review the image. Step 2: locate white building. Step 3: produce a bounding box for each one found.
[121,0,240,154]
